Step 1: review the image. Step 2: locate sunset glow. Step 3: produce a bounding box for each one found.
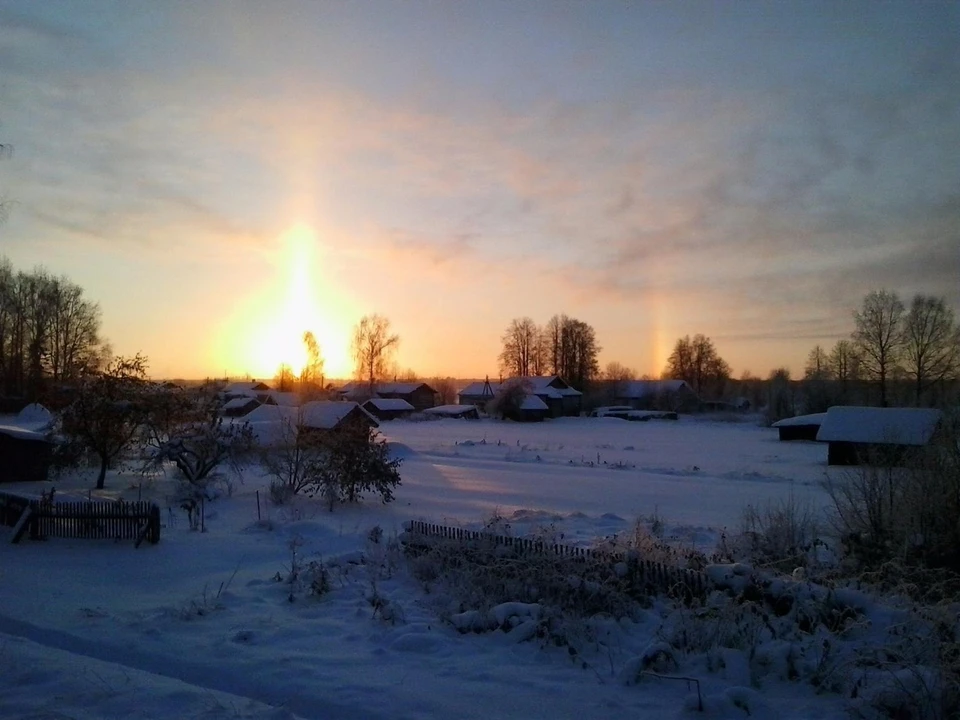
[0,2,956,380]
[217,225,354,381]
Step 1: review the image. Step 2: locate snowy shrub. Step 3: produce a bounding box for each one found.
[825,413,960,576]
[261,421,402,511]
[734,494,821,571]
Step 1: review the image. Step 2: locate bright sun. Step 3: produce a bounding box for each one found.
[223,224,353,381]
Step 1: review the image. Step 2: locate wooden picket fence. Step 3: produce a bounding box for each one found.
[401,519,709,600]
[0,490,160,546]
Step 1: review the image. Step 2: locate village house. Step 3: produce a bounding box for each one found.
[338,381,437,411]
[458,375,582,417]
[362,397,415,421]
[612,380,700,413]
[0,425,53,483]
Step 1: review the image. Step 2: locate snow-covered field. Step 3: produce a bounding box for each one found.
[0,416,866,719]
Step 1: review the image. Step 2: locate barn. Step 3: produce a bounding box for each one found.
[771,412,826,441]
[362,397,415,421]
[0,425,53,483]
[816,406,943,466]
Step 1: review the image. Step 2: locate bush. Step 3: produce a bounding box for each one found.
[261,420,402,511]
[824,412,960,574]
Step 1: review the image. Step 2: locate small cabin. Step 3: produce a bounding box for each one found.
[362,397,415,421]
[816,406,943,466]
[771,412,826,441]
[423,404,480,420]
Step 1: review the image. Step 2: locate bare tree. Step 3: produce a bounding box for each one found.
[901,294,959,406]
[299,331,325,398]
[541,314,601,390]
[853,289,904,407]
[274,363,295,393]
[829,339,859,403]
[499,317,540,377]
[58,354,151,489]
[804,345,831,380]
[604,361,635,402]
[664,334,730,399]
[352,314,400,395]
[429,376,458,405]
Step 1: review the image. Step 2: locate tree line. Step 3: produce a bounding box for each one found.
[499,315,601,391]
[0,257,107,401]
[802,290,959,409]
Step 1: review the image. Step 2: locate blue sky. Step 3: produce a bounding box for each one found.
[0,1,957,379]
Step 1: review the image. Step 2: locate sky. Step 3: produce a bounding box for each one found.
[0,1,957,380]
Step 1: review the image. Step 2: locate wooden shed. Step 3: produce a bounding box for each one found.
[423,404,480,420]
[0,425,53,483]
[362,397,415,421]
[816,406,943,466]
[771,412,826,441]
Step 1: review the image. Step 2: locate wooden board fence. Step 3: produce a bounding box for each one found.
[402,519,709,600]
[0,491,160,546]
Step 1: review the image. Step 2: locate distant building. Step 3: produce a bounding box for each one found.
[459,376,582,417]
[362,398,415,421]
[423,404,480,420]
[771,412,826,441]
[816,406,943,465]
[613,380,699,413]
[338,382,437,411]
[222,397,261,418]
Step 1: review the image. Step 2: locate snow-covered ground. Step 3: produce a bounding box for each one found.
[0,416,863,719]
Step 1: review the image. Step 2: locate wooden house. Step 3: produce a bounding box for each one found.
[771,412,826,441]
[613,380,699,413]
[0,425,53,483]
[459,376,582,417]
[222,396,261,418]
[338,382,437,411]
[816,406,943,465]
[362,397,415,421]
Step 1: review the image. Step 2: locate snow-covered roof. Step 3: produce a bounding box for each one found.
[459,381,497,397]
[340,381,433,396]
[423,404,477,416]
[223,396,260,410]
[459,376,582,399]
[223,381,270,394]
[771,413,827,428]
[0,424,49,441]
[816,406,943,445]
[265,391,299,407]
[616,380,694,399]
[364,398,415,412]
[18,403,52,425]
[519,395,549,411]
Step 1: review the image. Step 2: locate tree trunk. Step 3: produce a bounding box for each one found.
[96,456,108,489]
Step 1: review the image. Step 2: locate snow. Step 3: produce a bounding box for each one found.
[0,424,48,441]
[771,412,827,428]
[816,406,943,445]
[519,394,549,411]
[364,398,415,412]
[17,402,53,427]
[423,404,478,417]
[223,396,260,410]
[0,414,895,719]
